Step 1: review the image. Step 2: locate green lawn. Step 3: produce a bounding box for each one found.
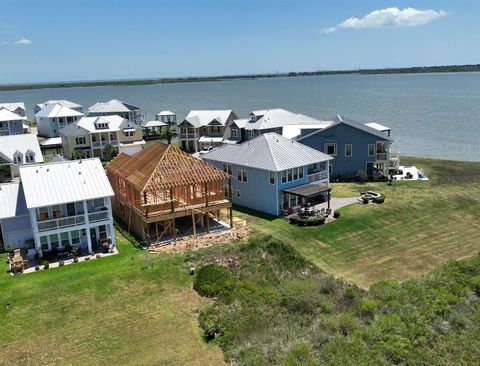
[0,230,224,366]
[234,157,480,288]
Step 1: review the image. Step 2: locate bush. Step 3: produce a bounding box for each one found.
[198,305,222,341]
[373,194,385,204]
[333,211,340,219]
[471,276,480,295]
[344,287,356,300]
[359,299,377,317]
[362,197,369,204]
[289,215,326,227]
[194,264,235,298]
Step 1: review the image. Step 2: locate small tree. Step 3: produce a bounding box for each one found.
[103,143,114,161]
[74,150,86,160]
[159,127,178,145]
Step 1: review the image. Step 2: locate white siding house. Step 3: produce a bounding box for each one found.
[0,134,44,180]
[0,107,27,135]
[88,99,144,123]
[0,159,116,257]
[35,103,84,138]
[33,100,83,115]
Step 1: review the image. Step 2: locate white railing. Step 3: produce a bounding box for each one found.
[92,141,102,148]
[88,210,110,222]
[37,214,86,232]
[110,139,119,146]
[376,152,388,161]
[307,170,328,182]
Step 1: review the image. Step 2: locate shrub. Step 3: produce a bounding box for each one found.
[64,244,73,254]
[289,215,326,227]
[73,256,79,263]
[373,194,385,204]
[194,264,235,298]
[333,210,340,219]
[344,287,356,300]
[359,299,377,317]
[362,197,369,204]
[471,276,480,295]
[198,305,222,341]
[281,342,315,366]
[35,265,40,271]
[355,170,368,182]
[281,280,320,314]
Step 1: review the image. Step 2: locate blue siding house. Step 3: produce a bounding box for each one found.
[298,115,396,179]
[202,133,333,216]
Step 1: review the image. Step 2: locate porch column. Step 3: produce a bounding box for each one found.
[86,230,93,254]
[328,191,331,210]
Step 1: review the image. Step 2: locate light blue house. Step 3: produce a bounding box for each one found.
[297,115,397,179]
[202,133,333,216]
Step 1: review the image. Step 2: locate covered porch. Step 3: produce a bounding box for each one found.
[282,183,332,216]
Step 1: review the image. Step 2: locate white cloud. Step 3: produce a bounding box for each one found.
[322,27,336,34]
[323,7,448,34]
[13,38,33,45]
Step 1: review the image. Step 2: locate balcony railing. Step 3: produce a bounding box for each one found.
[92,141,102,148]
[376,152,389,161]
[307,170,328,182]
[88,210,110,223]
[37,214,86,232]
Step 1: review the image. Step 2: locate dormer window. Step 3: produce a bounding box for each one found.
[25,150,35,163]
[13,151,23,164]
[95,122,109,130]
[250,115,257,122]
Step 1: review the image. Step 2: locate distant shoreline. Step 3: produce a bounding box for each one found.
[1,64,479,91]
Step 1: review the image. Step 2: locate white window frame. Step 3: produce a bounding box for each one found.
[269,171,276,185]
[76,137,86,145]
[222,163,232,175]
[248,130,255,139]
[368,144,375,156]
[345,144,352,157]
[237,169,248,183]
[13,152,23,164]
[324,143,337,156]
[231,128,239,138]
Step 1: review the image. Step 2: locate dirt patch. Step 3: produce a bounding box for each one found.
[149,221,249,254]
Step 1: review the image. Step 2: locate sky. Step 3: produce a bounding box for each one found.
[0,0,478,84]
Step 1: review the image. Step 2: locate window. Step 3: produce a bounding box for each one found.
[13,153,22,164]
[281,171,287,183]
[49,234,59,249]
[237,169,248,183]
[67,116,74,123]
[222,163,232,175]
[329,163,333,174]
[60,232,70,247]
[248,130,255,139]
[308,163,319,174]
[71,230,80,245]
[25,153,35,162]
[99,225,107,238]
[281,168,304,183]
[52,205,61,218]
[269,171,276,185]
[345,144,352,157]
[93,198,104,208]
[368,144,375,156]
[236,190,241,198]
[231,129,239,138]
[40,236,49,250]
[324,143,337,156]
[211,125,220,134]
[38,206,49,221]
[124,130,135,137]
[76,137,86,145]
[299,167,304,179]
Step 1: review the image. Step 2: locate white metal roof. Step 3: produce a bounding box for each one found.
[119,140,146,147]
[198,136,224,143]
[203,132,333,172]
[36,100,82,111]
[39,137,62,147]
[231,118,248,128]
[244,108,323,130]
[0,102,26,113]
[0,182,29,219]
[156,111,175,116]
[141,120,167,128]
[19,158,114,209]
[365,122,391,132]
[0,107,26,122]
[35,103,84,118]
[88,99,141,113]
[183,110,233,128]
[60,115,140,136]
[0,134,44,164]
[282,122,333,139]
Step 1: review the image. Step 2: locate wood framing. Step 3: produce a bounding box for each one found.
[106,142,232,243]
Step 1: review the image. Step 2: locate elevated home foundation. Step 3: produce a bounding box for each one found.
[106,142,232,244]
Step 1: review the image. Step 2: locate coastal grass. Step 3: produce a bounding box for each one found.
[0,230,224,366]
[234,157,480,287]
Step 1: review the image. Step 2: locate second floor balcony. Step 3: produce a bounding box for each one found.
[307,170,328,182]
[37,214,86,232]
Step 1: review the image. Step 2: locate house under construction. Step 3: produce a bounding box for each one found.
[106,142,232,243]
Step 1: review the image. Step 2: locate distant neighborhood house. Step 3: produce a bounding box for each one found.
[0,134,43,180]
[35,103,84,138]
[0,106,28,136]
[33,99,83,115]
[88,99,144,123]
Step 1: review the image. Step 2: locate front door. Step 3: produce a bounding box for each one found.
[366,162,374,176]
[90,228,97,248]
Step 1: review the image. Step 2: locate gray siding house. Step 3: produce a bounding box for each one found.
[298,115,396,179]
[202,133,333,216]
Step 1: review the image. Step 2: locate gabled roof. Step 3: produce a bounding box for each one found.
[36,100,82,111]
[0,134,43,164]
[88,99,141,113]
[19,158,114,209]
[230,118,248,129]
[365,122,391,132]
[0,107,26,122]
[35,103,84,118]
[299,115,393,142]
[282,122,333,139]
[245,108,324,130]
[61,115,140,136]
[0,102,26,113]
[141,120,168,128]
[156,111,175,116]
[182,110,234,128]
[0,182,29,219]
[107,142,230,192]
[203,132,333,172]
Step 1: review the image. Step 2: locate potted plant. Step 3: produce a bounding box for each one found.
[35,265,40,271]
[59,260,65,266]
[73,256,79,263]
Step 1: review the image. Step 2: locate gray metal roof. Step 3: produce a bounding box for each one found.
[182,110,233,128]
[244,108,325,131]
[0,134,44,164]
[88,99,141,113]
[299,115,393,142]
[202,132,333,172]
[0,182,29,219]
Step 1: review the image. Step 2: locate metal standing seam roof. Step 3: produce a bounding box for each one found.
[156,111,175,116]
[182,110,233,128]
[365,122,391,132]
[202,132,333,172]
[0,134,44,163]
[141,120,168,128]
[35,103,84,118]
[0,182,29,219]
[60,116,141,136]
[88,99,141,113]
[0,107,27,122]
[299,115,393,142]
[36,100,82,111]
[106,142,230,192]
[19,158,114,209]
[244,108,323,131]
[0,102,26,114]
